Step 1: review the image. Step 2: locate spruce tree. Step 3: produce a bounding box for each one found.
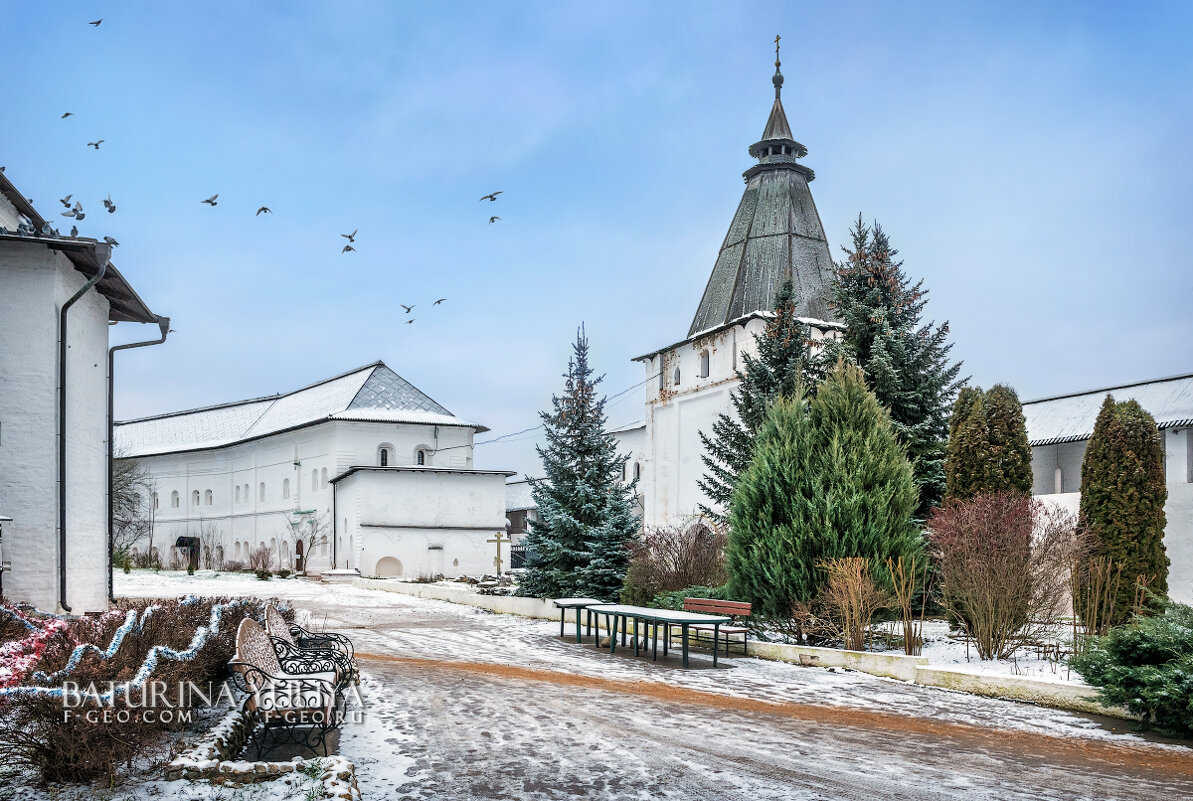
[699,278,821,519]
[726,361,921,621]
[944,384,1032,500]
[519,327,641,600]
[827,216,964,520]
[1079,395,1169,619]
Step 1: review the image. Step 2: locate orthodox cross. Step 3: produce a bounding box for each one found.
[487,531,510,574]
[775,34,781,57]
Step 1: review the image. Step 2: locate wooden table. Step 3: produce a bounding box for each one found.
[552,598,610,643]
[588,604,732,668]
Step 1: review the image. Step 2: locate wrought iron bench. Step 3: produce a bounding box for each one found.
[684,597,752,655]
[228,617,345,758]
[265,605,358,687]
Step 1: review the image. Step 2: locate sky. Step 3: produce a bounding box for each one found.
[3,1,1191,479]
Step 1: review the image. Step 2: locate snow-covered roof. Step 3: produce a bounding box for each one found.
[505,478,540,512]
[1023,372,1193,447]
[115,361,486,457]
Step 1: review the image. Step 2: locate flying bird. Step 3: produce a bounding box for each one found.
[87,140,104,149]
[479,191,503,202]
[60,194,73,207]
[342,244,355,254]
[201,194,218,206]
[89,19,102,26]
[400,304,414,313]
[61,112,73,119]
[256,206,271,216]
[61,201,84,220]
[341,229,357,243]
[405,319,415,325]
[103,194,116,213]
[433,298,446,305]
[70,225,78,237]
[488,216,500,225]
[103,236,119,247]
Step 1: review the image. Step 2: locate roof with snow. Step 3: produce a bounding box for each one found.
[115,361,486,457]
[505,479,539,512]
[1023,372,1193,447]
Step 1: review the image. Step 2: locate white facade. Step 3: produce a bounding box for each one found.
[0,173,161,612]
[116,362,512,579]
[1025,375,1193,604]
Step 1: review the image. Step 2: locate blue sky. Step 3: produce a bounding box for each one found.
[4,1,1191,478]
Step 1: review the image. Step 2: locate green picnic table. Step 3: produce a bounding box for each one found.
[552,598,608,643]
[587,604,732,668]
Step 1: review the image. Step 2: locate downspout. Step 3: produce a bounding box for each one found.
[59,260,108,613]
[107,316,171,602]
[331,479,338,569]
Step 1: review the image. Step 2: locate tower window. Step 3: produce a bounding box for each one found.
[633,463,641,481]
[673,367,681,386]
[699,350,710,378]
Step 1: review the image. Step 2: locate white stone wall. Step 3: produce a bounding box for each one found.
[337,468,510,578]
[0,241,111,612]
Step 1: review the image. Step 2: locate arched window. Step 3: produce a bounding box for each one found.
[378,442,394,467]
[312,469,318,492]
[234,542,241,559]
[282,478,290,500]
[235,485,240,503]
[258,482,265,502]
[170,491,179,508]
[673,366,681,386]
[153,492,159,510]
[699,349,710,378]
[321,468,328,488]
[204,489,213,506]
[191,490,200,507]
[417,450,425,466]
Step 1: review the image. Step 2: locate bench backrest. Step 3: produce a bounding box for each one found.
[264,604,296,646]
[683,597,751,617]
[234,617,283,686]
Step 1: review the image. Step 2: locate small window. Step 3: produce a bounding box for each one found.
[312,469,318,492]
[673,367,681,386]
[380,449,389,467]
[283,478,290,500]
[321,468,328,488]
[235,486,240,503]
[204,489,213,506]
[633,463,641,481]
[259,482,265,502]
[170,491,179,508]
[699,349,710,378]
[153,492,160,510]
[191,490,200,507]
[417,450,425,466]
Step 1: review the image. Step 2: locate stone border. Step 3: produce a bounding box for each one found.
[167,702,362,799]
[356,578,1134,721]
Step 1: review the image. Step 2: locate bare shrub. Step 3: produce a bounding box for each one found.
[1070,554,1122,648]
[132,548,161,569]
[621,519,728,605]
[220,559,247,573]
[197,522,222,570]
[167,547,186,571]
[887,555,929,655]
[929,493,1083,660]
[816,558,891,652]
[247,544,273,572]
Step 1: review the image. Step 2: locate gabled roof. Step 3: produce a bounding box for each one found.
[1023,372,1193,446]
[0,170,157,323]
[505,478,541,512]
[115,362,486,457]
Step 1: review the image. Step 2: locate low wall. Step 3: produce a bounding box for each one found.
[352,579,578,622]
[748,641,927,682]
[912,665,1130,719]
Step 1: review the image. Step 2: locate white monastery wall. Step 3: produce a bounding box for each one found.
[0,241,110,612]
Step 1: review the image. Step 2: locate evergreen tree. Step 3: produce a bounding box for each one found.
[699,278,821,518]
[726,361,921,621]
[1079,395,1169,619]
[944,384,1032,500]
[827,216,964,520]
[519,327,641,600]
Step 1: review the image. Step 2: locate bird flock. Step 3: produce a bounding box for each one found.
[0,16,530,328]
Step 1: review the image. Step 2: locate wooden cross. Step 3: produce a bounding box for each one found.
[487,531,510,574]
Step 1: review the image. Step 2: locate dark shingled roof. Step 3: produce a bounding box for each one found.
[687,59,836,337]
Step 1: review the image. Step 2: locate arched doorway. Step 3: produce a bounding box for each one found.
[374,556,403,578]
[295,540,304,573]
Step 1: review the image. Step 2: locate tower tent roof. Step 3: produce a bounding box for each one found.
[687,44,836,338]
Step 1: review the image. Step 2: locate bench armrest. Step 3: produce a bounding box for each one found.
[269,636,354,680]
[290,624,355,659]
[228,661,341,713]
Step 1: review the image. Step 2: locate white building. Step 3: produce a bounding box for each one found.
[614,54,842,527]
[0,170,165,613]
[1025,373,1193,604]
[115,362,513,578]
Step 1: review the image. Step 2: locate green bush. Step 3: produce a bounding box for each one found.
[255,569,272,581]
[1070,601,1193,737]
[649,585,730,611]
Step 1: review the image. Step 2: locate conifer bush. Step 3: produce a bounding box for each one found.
[944,384,1032,500]
[1078,395,1169,621]
[726,362,921,627]
[1070,601,1193,737]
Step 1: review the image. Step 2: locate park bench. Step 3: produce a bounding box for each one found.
[684,598,752,655]
[265,604,358,686]
[228,617,346,758]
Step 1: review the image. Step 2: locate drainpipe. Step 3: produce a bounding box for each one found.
[107,316,171,602]
[59,260,108,613]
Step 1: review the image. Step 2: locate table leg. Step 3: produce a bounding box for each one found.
[652,621,658,661]
[560,608,565,638]
[610,614,618,653]
[586,609,592,637]
[633,616,639,656]
[621,617,627,647]
[682,623,690,668]
[575,609,582,643]
[663,624,668,656]
[713,624,719,668]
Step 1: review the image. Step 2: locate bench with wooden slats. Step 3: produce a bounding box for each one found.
[683,597,752,656]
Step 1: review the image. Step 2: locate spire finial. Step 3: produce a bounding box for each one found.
[772,34,784,99]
